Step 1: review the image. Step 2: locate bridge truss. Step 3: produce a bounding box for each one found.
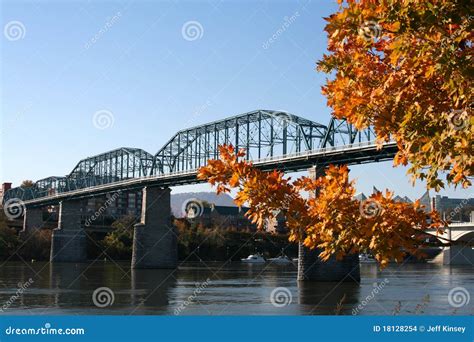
[3,109,380,204]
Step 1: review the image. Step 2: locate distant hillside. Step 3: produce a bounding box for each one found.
[171,192,236,217]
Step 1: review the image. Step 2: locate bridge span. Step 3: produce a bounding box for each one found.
[3,109,399,281]
[17,140,397,207]
[428,223,474,265]
[3,110,396,206]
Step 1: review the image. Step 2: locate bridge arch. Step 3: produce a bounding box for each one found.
[453,230,474,243]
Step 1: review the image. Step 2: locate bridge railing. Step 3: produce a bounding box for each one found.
[251,140,384,164]
[4,140,395,205]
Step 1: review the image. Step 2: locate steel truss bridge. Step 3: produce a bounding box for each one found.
[3,110,397,206]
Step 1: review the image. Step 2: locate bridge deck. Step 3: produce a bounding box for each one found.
[21,141,397,207]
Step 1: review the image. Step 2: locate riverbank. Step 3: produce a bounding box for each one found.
[0,215,297,262]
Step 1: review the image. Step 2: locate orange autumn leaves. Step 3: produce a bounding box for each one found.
[198,145,445,268]
[317,0,473,190]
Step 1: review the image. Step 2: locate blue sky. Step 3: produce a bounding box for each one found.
[1,0,471,200]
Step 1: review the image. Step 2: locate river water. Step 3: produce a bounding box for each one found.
[0,261,472,315]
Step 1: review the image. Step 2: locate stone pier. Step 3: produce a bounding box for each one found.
[429,225,474,265]
[19,207,43,238]
[132,187,177,269]
[297,244,361,282]
[50,200,87,263]
[297,165,361,282]
[443,243,474,265]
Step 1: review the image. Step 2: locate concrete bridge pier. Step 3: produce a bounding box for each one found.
[298,244,361,282]
[297,165,360,282]
[132,186,177,269]
[19,207,43,239]
[430,225,474,265]
[50,199,87,263]
[443,244,474,265]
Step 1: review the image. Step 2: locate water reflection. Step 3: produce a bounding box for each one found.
[49,263,88,308]
[0,261,472,315]
[130,269,176,314]
[298,281,360,315]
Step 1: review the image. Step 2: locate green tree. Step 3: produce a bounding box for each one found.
[101,215,137,259]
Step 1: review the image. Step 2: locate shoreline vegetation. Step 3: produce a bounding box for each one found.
[0,214,297,262]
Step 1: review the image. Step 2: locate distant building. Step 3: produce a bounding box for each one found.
[353,189,474,223]
[419,191,432,212]
[193,204,257,231]
[393,195,412,203]
[0,182,12,203]
[407,191,474,223]
[42,190,143,223]
[82,190,142,221]
[432,194,474,222]
[355,188,412,204]
[353,192,367,201]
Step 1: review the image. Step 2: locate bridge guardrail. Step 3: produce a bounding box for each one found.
[5,140,396,205]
